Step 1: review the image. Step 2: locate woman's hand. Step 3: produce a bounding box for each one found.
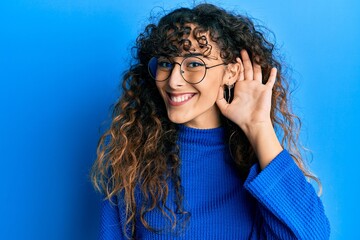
[216,49,283,169]
[216,49,276,132]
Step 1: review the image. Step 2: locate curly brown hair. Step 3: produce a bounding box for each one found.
[91,3,319,239]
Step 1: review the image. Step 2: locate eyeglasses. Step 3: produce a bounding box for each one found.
[148,55,226,84]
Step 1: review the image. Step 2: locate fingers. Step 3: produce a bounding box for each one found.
[266,67,277,88]
[240,50,262,83]
[240,50,253,81]
[240,50,275,86]
[253,60,262,83]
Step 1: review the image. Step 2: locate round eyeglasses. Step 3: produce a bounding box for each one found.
[148,56,227,84]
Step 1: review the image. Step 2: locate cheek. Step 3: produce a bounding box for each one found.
[155,82,165,94]
[198,79,222,100]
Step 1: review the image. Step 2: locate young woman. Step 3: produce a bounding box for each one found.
[91,3,330,239]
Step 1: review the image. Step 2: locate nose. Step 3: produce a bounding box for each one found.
[167,62,186,88]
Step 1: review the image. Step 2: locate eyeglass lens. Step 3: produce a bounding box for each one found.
[148,56,207,84]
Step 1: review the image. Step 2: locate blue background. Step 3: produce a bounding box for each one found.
[0,0,359,239]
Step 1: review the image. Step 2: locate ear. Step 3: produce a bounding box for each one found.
[222,61,243,86]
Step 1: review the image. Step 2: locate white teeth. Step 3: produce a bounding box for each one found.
[170,94,193,103]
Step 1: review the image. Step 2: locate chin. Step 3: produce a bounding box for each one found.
[167,113,189,125]
[168,117,186,125]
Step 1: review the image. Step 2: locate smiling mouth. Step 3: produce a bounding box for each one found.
[167,93,196,106]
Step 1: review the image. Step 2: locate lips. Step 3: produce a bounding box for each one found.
[167,92,196,106]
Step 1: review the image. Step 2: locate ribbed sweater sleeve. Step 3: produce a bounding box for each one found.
[244,149,330,239]
[99,196,123,240]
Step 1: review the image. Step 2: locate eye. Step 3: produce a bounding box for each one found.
[187,61,205,68]
[183,56,206,70]
[157,59,173,70]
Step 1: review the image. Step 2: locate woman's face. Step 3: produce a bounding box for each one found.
[155,30,229,129]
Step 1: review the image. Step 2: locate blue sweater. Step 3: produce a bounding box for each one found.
[99,125,330,239]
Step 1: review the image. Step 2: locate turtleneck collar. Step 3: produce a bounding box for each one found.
[177,124,226,146]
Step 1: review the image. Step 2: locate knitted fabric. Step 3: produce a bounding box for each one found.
[99,125,330,239]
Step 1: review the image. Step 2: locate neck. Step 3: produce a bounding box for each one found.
[184,107,222,129]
